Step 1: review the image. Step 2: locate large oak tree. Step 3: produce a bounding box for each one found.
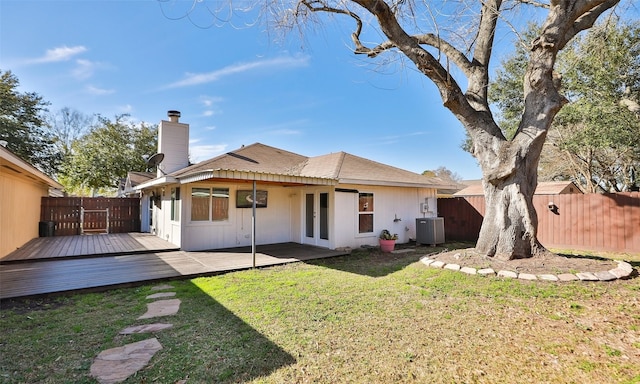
[170,0,623,260]
[492,20,640,193]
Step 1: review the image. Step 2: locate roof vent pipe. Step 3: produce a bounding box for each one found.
[167,110,181,123]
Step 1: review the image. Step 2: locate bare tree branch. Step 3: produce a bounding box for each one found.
[515,0,550,8]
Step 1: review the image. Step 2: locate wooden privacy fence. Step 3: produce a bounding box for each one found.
[40,197,141,236]
[438,192,640,254]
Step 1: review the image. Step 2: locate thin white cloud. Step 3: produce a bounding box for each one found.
[199,95,224,117]
[199,95,223,107]
[165,55,310,89]
[30,45,87,63]
[86,85,115,95]
[189,143,227,163]
[72,59,98,80]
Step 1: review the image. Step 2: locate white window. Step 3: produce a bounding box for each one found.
[191,187,229,221]
[358,192,373,233]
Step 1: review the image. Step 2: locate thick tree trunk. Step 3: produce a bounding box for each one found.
[475,171,546,261]
[473,125,549,261]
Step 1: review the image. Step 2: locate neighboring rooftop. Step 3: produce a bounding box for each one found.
[454,180,584,196]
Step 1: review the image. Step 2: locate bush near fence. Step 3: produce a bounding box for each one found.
[438,192,640,254]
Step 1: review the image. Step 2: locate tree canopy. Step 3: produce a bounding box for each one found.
[0,70,59,175]
[491,20,640,192]
[60,115,157,194]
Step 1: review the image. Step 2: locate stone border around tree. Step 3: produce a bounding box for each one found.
[420,256,636,282]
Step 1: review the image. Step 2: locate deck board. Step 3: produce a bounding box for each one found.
[1,233,179,263]
[0,243,347,299]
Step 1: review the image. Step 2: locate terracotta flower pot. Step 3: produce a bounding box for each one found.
[379,239,396,253]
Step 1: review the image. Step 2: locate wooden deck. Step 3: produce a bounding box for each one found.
[0,242,347,300]
[1,233,179,263]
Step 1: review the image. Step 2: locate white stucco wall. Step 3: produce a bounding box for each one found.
[150,181,440,251]
[332,184,438,249]
[180,182,296,251]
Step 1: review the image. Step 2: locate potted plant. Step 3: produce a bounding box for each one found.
[379,229,398,252]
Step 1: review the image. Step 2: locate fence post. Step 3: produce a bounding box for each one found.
[80,207,85,235]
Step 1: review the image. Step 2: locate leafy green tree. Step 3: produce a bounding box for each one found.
[491,20,640,192]
[60,115,157,194]
[0,70,59,175]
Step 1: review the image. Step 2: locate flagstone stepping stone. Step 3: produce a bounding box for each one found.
[138,299,181,319]
[146,292,176,299]
[120,323,174,335]
[151,284,174,291]
[90,338,162,384]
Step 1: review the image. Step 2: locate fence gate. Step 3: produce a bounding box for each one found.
[80,207,109,234]
[41,197,141,236]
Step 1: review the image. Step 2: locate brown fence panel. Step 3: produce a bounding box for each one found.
[41,197,141,236]
[536,192,640,254]
[437,196,485,241]
[439,192,640,253]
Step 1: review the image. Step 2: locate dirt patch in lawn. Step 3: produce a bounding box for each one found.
[426,248,621,274]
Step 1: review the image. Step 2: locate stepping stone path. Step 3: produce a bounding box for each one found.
[120,323,174,335]
[90,284,181,383]
[138,298,181,319]
[89,338,163,384]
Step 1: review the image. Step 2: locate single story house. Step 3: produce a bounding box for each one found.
[453,180,584,196]
[0,144,63,258]
[135,111,457,251]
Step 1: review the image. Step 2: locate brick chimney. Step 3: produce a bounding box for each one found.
[157,110,189,176]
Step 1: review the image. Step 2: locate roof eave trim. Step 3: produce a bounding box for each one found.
[135,176,178,190]
[1,148,64,189]
[177,169,337,186]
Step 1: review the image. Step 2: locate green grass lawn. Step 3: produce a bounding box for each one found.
[1,244,639,383]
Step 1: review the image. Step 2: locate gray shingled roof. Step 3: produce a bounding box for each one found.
[167,142,456,189]
[127,171,155,186]
[171,143,307,177]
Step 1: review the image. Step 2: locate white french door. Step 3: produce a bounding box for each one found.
[303,190,330,248]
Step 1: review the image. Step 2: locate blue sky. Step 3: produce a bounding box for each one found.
[0,1,491,179]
